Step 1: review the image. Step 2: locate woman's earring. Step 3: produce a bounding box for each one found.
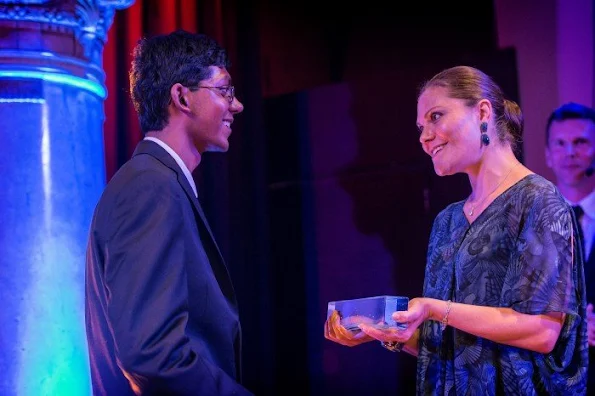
[480,122,490,146]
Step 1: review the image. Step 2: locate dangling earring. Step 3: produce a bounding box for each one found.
[480,121,490,146]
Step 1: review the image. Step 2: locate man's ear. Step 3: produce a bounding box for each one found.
[170,83,188,109]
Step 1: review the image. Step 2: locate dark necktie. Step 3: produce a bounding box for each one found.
[573,204,584,221]
[572,205,586,256]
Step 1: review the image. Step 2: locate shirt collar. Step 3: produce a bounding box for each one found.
[143,136,198,198]
[565,188,595,219]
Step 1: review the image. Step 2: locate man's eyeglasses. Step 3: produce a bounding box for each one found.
[189,85,235,103]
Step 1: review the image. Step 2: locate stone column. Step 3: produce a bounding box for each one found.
[0,1,133,395]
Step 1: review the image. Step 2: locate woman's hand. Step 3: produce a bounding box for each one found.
[359,297,429,344]
[324,310,374,347]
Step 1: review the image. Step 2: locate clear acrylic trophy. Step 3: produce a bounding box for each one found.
[327,295,409,333]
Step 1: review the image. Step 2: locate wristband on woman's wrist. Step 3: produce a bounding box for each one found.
[441,299,452,331]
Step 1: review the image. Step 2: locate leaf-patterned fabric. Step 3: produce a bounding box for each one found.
[417,174,588,395]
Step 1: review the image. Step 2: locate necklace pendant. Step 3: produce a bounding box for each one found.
[468,208,474,216]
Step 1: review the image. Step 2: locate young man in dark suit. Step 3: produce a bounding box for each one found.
[85,30,250,395]
[545,101,595,391]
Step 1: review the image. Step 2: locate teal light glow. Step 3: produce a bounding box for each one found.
[7,101,93,396]
[0,98,45,104]
[0,77,105,396]
[0,70,106,98]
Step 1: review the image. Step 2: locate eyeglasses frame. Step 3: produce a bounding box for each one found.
[188,84,235,104]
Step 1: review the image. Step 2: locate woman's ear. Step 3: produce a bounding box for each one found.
[478,98,492,123]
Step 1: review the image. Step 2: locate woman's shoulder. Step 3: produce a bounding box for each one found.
[517,173,557,193]
[514,174,571,214]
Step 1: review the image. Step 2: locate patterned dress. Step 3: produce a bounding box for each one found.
[417,174,588,395]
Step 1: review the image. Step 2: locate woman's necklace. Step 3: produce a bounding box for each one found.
[467,162,520,216]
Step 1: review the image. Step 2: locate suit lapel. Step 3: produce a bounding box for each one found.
[132,140,237,302]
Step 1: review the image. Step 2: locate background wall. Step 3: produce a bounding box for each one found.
[495,0,594,181]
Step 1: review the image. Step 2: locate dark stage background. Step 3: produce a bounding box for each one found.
[102,1,519,394]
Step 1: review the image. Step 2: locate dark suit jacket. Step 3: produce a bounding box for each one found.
[585,233,595,393]
[586,243,595,308]
[574,211,595,392]
[85,140,252,395]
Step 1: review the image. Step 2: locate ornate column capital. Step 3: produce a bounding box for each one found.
[0,0,134,97]
[0,0,134,66]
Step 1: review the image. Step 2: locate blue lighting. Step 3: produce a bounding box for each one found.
[0,98,45,103]
[0,2,133,395]
[0,76,106,396]
[0,70,106,98]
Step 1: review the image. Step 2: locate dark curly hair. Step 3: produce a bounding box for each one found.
[129,29,231,134]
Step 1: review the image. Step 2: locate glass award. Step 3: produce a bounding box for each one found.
[327,295,409,333]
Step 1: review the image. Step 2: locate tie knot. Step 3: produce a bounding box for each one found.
[572,205,584,220]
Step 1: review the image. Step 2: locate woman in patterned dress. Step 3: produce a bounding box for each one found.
[325,65,588,395]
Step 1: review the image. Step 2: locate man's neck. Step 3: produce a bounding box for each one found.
[558,183,595,203]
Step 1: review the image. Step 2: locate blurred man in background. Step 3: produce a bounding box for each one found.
[546,101,595,391]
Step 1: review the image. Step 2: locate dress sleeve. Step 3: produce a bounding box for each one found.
[503,189,587,371]
[503,191,580,316]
